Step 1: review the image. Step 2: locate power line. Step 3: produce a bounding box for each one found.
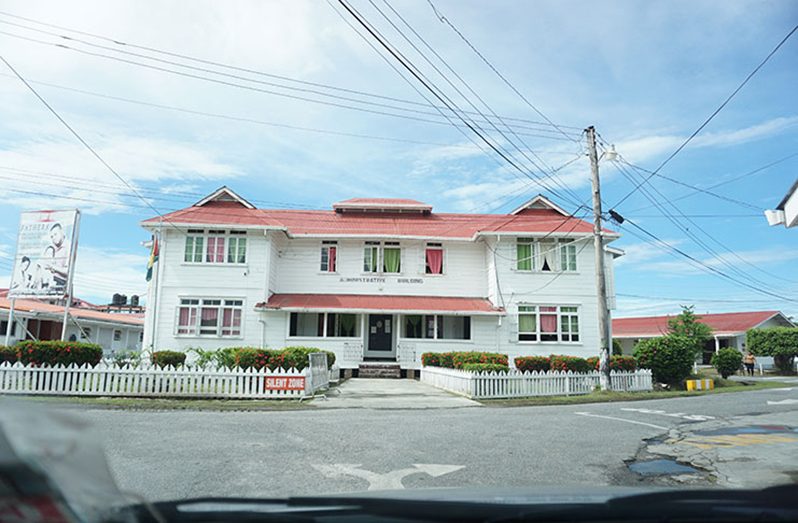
[617,292,795,304]
[624,152,798,214]
[333,0,585,210]
[611,23,798,209]
[0,10,583,132]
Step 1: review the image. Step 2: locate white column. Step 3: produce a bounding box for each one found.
[714,336,720,353]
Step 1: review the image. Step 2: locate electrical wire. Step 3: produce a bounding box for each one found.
[611,23,798,209]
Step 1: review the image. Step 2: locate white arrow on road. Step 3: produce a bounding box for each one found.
[313,463,464,491]
[767,399,798,405]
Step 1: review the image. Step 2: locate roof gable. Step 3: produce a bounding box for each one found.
[194,186,255,209]
[510,195,570,217]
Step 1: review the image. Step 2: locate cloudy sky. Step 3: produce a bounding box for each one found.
[0,0,795,318]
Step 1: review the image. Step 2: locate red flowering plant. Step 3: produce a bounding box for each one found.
[549,355,590,373]
[633,335,693,385]
[421,352,442,367]
[0,346,19,364]
[587,355,638,372]
[17,340,102,367]
[151,350,187,368]
[451,351,508,369]
[514,356,551,373]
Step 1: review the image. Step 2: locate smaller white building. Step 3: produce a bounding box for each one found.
[0,296,143,356]
[765,179,798,228]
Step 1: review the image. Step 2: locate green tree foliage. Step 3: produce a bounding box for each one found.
[667,305,713,357]
[711,348,742,378]
[612,338,623,355]
[633,336,694,385]
[747,327,798,374]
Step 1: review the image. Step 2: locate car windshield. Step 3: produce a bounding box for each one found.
[0,1,796,520]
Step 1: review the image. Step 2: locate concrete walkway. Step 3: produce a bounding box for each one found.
[313,378,481,409]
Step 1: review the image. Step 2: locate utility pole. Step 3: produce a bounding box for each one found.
[586,126,612,390]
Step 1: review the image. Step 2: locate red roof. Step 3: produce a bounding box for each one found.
[612,311,788,337]
[0,297,144,326]
[142,201,608,239]
[257,294,503,314]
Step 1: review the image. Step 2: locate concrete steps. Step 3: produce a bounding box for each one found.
[357,363,401,379]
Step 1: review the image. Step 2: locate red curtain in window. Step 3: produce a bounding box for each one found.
[206,238,215,262]
[201,308,218,322]
[328,246,336,272]
[222,309,232,327]
[178,307,190,326]
[540,306,557,332]
[426,249,443,274]
[215,238,225,263]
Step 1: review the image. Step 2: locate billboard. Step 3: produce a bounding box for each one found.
[8,210,80,299]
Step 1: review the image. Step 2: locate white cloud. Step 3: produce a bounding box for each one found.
[614,238,686,267]
[646,247,798,276]
[71,246,148,305]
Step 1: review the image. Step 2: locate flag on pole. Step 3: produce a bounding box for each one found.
[146,234,159,282]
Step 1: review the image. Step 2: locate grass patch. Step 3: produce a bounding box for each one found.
[12,394,313,411]
[479,379,792,407]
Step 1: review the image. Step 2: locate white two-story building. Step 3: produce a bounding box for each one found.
[141,187,621,372]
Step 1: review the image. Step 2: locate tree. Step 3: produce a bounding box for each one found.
[747,327,798,374]
[633,335,694,385]
[667,305,714,357]
[711,348,742,378]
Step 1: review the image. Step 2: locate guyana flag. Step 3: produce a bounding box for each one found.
[146,234,159,282]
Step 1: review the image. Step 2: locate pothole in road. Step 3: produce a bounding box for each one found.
[628,459,701,476]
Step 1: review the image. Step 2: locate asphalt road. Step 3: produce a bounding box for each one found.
[34,380,798,502]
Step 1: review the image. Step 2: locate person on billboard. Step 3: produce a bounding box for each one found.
[36,222,70,294]
[11,256,33,292]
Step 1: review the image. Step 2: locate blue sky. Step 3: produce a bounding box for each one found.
[0,0,795,318]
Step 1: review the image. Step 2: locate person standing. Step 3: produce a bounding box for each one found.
[743,351,757,377]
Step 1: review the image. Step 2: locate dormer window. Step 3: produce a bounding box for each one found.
[184,230,247,264]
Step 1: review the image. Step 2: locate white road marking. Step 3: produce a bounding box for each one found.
[313,463,464,491]
[620,407,715,421]
[574,412,668,430]
[767,399,798,405]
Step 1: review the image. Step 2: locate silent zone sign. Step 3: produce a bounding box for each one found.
[265,376,306,390]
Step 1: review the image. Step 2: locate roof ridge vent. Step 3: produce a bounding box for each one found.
[333,198,432,214]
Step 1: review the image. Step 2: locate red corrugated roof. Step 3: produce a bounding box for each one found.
[257,294,503,314]
[0,297,144,325]
[142,202,608,238]
[612,311,786,337]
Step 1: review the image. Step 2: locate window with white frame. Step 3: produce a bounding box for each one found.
[425,243,444,275]
[402,315,470,340]
[516,238,560,272]
[518,305,579,343]
[176,298,243,337]
[320,241,338,273]
[184,230,247,264]
[289,312,359,337]
[363,241,401,274]
[560,243,577,272]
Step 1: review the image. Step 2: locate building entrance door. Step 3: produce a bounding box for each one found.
[365,314,395,359]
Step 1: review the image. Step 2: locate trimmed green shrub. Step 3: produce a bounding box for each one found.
[462,363,509,374]
[451,351,508,369]
[747,327,798,374]
[633,336,694,385]
[282,346,335,370]
[711,348,743,378]
[0,346,18,364]
[612,338,623,355]
[549,354,589,373]
[151,350,186,368]
[421,352,443,367]
[235,348,282,370]
[17,340,102,367]
[514,356,551,373]
[587,355,637,372]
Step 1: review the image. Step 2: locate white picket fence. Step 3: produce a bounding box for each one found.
[421,366,653,399]
[0,358,333,399]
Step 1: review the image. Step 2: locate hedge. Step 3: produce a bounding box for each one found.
[613,338,624,355]
[235,347,335,371]
[461,363,509,374]
[747,327,798,374]
[586,355,637,372]
[549,355,589,373]
[712,348,742,378]
[514,356,551,373]
[151,350,187,368]
[633,335,694,385]
[17,340,103,367]
[451,352,508,369]
[0,346,18,364]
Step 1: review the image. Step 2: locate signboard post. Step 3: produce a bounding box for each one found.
[8,210,81,341]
